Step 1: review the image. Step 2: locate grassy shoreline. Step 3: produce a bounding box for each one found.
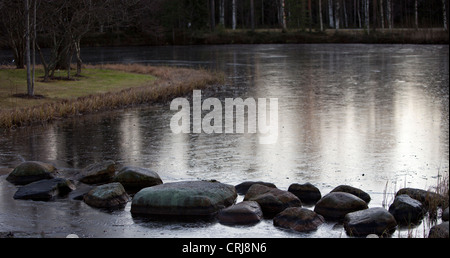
[0,64,224,129]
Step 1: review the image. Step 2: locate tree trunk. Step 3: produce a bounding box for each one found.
[415,0,418,30]
[232,0,237,30]
[25,0,33,97]
[444,0,448,31]
[365,0,370,33]
[380,0,385,29]
[280,0,287,31]
[328,0,334,28]
[387,0,392,29]
[219,0,225,26]
[319,0,324,31]
[335,0,340,30]
[250,0,255,31]
[75,39,83,76]
[32,0,36,90]
[210,0,215,32]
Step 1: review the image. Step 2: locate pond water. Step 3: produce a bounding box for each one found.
[0,44,448,238]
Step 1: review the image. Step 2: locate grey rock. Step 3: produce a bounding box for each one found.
[344,207,397,237]
[78,160,117,184]
[244,184,302,218]
[314,192,368,220]
[84,182,130,209]
[288,183,322,205]
[388,194,425,225]
[113,166,163,192]
[331,185,371,203]
[218,201,263,225]
[235,181,276,195]
[273,207,325,232]
[396,188,445,208]
[13,178,76,201]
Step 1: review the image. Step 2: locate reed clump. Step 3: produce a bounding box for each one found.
[0,64,224,129]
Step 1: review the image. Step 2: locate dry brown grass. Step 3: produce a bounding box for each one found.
[0,64,224,129]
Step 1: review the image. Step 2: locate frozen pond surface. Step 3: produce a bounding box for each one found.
[0,44,448,238]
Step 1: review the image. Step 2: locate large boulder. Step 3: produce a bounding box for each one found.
[388,194,425,225]
[314,192,368,220]
[344,207,397,237]
[235,181,277,195]
[428,222,449,238]
[217,201,263,225]
[13,178,75,201]
[6,161,58,185]
[244,184,302,218]
[273,207,325,233]
[78,160,117,184]
[330,185,371,203]
[396,188,445,208]
[83,182,130,209]
[288,183,322,205]
[131,181,237,218]
[113,166,163,192]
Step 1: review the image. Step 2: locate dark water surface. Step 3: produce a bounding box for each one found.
[0,44,448,238]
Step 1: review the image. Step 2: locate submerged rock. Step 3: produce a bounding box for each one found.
[13,178,76,201]
[6,161,58,185]
[388,194,425,225]
[78,160,117,184]
[235,181,277,195]
[344,207,397,237]
[288,183,322,205]
[131,181,237,218]
[113,166,163,192]
[273,207,325,232]
[244,184,302,218]
[314,192,368,220]
[217,201,263,225]
[330,185,371,204]
[83,182,130,209]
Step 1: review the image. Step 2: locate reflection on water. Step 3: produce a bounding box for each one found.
[0,44,448,238]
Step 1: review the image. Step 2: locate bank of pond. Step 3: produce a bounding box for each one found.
[2,160,449,238]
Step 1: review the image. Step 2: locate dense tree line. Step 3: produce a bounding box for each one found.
[0,0,448,96]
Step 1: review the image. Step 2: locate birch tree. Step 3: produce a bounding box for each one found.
[328,0,334,28]
[232,0,237,30]
[335,0,340,30]
[415,0,419,29]
[280,0,287,30]
[444,0,448,30]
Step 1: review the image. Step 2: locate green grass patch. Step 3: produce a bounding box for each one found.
[0,67,156,110]
[0,64,223,129]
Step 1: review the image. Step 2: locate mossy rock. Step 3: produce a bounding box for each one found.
[6,161,58,185]
[131,181,237,218]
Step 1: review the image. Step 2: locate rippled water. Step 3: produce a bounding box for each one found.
[0,44,448,238]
